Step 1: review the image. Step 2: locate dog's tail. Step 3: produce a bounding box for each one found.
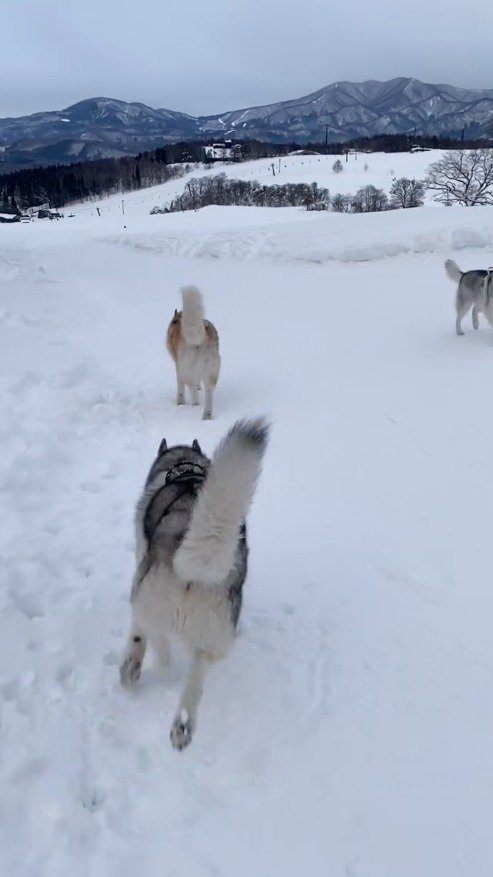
[445,259,463,284]
[173,417,270,586]
[181,285,206,345]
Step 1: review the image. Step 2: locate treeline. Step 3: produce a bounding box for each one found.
[151,174,425,215]
[0,137,298,209]
[153,175,331,212]
[317,132,493,154]
[0,154,190,210]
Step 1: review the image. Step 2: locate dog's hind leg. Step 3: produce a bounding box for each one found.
[170,648,212,750]
[176,372,186,405]
[456,300,472,336]
[472,306,479,330]
[120,622,147,687]
[202,382,214,420]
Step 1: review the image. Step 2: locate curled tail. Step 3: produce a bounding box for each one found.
[173,417,270,586]
[445,259,463,284]
[181,285,205,345]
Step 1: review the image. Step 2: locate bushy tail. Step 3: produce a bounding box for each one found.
[445,259,463,283]
[173,417,270,586]
[181,285,205,345]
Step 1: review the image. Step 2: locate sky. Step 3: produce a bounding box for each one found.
[1,0,493,119]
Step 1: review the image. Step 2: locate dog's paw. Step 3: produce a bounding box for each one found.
[170,710,194,751]
[202,410,212,421]
[119,656,142,687]
[177,397,185,406]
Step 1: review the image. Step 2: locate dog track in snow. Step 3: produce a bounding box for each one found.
[244,599,335,740]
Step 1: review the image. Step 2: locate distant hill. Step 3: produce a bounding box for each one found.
[2,78,493,168]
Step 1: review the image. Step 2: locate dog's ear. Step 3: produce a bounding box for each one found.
[158,438,168,455]
[174,308,178,317]
[192,439,202,454]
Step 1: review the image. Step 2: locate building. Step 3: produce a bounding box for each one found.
[204,141,242,162]
[0,206,20,223]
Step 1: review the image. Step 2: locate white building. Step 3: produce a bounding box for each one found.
[204,141,241,161]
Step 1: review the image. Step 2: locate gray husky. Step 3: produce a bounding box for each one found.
[445,259,493,335]
[120,417,269,750]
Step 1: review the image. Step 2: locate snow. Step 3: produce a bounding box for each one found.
[2,152,493,876]
[65,150,443,223]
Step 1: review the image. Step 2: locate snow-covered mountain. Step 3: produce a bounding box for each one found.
[0,97,197,167]
[201,77,493,142]
[2,78,493,167]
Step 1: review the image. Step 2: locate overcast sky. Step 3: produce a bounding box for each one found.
[1,0,492,118]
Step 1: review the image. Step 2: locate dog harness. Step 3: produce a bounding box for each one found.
[143,461,208,544]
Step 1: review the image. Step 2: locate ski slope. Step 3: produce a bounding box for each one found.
[71,148,442,220]
[2,156,493,877]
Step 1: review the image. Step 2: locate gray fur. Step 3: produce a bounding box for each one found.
[444,259,493,335]
[120,418,269,750]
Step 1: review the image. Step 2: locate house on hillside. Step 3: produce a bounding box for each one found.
[204,141,242,161]
[37,208,63,220]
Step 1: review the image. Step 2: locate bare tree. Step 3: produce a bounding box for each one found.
[332,193,352,213]
[363,163,369,173]
[160,175,330,213]
[333,159,343,174]
[425,149,493,205]
[352,185,388,213]
[390,177,425,208]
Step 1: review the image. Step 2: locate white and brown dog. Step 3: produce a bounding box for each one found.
[167,286,220,420]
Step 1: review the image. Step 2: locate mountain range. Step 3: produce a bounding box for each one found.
[2,77,493,168]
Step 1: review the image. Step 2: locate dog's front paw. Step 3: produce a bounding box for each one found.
[119,656,142,687]
[202,410,212,421]
[170,710,194,750]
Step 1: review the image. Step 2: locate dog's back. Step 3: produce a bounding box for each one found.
[167,286,218,358]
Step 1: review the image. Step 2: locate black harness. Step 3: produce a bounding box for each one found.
[143,461,207,544]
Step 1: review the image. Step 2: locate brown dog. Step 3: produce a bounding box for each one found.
[166,286,220,420]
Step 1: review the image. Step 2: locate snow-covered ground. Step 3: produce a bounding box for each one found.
[2,158,493,876]
[68,148,443,221]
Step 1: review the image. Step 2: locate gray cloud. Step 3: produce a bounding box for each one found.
[1,0,492,118]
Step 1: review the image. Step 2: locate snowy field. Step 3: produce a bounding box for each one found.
[71,148,442,220]
[2,155,493,876]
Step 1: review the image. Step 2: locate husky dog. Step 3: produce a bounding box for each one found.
[444,259,493,335]
[120,417,269,750]
[166,286,220,420]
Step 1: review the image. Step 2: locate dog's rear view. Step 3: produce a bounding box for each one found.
[167,286,220,419]
[119,417,270,750]
[444,259,491,335]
